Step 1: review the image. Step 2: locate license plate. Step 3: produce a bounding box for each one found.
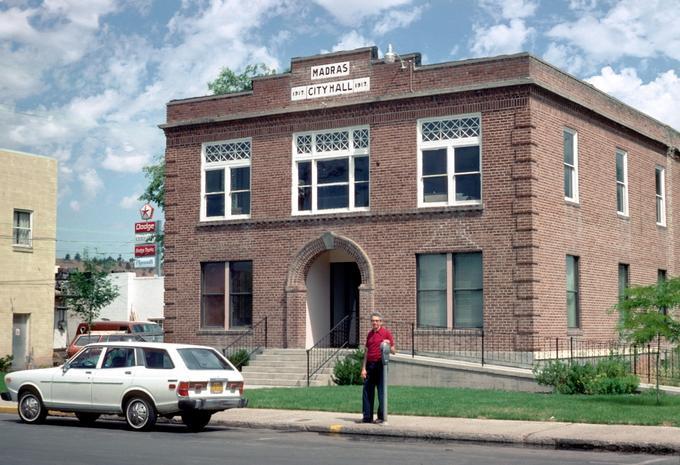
[210,382,223,394]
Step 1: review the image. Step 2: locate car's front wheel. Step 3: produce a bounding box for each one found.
[181,412,213,432]
[75,412,100,425]
[124,396,157,431]
[18,390,47,424]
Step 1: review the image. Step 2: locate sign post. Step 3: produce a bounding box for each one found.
[134,203,162,275]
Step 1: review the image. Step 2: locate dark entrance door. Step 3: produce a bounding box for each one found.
[330,262,360,347]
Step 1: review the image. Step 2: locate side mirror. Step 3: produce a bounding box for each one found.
[62,362,70,373]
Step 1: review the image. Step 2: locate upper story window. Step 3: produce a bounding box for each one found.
[13,210,32,248]
[418,115,481,207]
[563,129,579,202]
[292,126,369,214]
[655,166,666,226]
[616,149,628,216]
[201,138,251,221]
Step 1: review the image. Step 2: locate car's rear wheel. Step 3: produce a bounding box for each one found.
[75,412,100,425]
[124,396,157,431]
[181,412,213,432]
[18,390,47,424]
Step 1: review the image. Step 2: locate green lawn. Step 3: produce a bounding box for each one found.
[245,386,680,427]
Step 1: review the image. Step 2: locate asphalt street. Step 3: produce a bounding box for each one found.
[0,414,678,465]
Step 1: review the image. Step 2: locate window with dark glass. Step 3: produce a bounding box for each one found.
[13,210,32,247]
[564,129,578,201]
[419,116,481,207]
[658,269,667,315]
[202,139,251,220]
[417,252,483,329]
[566,255,580,328]
[201,261,253,329]
[293,127,369,214]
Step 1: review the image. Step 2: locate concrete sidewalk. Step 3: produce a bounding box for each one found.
[2,400,679,454]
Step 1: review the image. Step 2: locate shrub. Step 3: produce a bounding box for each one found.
[0,355,12,372]
[332,349,365,385]
[226,349,250,371]
[534,357,639,395]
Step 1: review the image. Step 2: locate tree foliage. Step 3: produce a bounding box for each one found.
[615,276,680,402]
[207,63,275,95]
[65,260,120,332]
[138,156,165,212]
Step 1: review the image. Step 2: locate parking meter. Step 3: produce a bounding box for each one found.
[380,341,391,422]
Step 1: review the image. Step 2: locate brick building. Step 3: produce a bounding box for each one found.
[161,47,678,353]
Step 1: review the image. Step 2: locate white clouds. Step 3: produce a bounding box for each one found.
[69,200,81,212]
[330,31,373,52]
[478,0,537,20]
[542,43,585,75]
[586,67,680,130]
[547,0,680,63]
[120,194,141,209]
[373,5,425,35]
[102,149,151,173]
[313,0,412,26]
[78,168,104,196]
[470,19,534,57]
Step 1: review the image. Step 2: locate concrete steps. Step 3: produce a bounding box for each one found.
[241,348,351,387]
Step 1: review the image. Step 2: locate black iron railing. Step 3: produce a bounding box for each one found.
[222,316,267,370]
[306,314,354,386]
[374,320,680,383]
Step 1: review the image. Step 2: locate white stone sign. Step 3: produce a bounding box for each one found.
[291,77,370,101]
[311,61,350,80]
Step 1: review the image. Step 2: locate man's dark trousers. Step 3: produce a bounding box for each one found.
[362,361,385,422]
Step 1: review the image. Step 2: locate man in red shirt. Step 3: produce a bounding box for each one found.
[361,311,395,424]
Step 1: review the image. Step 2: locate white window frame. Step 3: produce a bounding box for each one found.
[12,209,32,248]
[291,125,370,215]
[656,166,666,226]
[616,149,628,216]
[563,128,579,203]
[200,138,251,221]
[417,114,482,208]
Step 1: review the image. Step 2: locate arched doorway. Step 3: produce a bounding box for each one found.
[285,232,374,349]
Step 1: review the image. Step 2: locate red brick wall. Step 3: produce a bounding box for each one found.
[162,48,678,351]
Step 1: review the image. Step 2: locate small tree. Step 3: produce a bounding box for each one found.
[74,252,82,261]
[65,260,120,333]
[64,253,71,260]
[615,276,680,403]
[207,63,275,95]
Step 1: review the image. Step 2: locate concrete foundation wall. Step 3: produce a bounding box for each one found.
[389,354,550,393]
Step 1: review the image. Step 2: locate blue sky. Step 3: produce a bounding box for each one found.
[1,0,678,260]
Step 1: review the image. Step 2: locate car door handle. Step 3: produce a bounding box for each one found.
[125,371,132,375]
[85,371,92,374]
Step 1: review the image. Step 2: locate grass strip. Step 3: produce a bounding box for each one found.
[246,385,680,427]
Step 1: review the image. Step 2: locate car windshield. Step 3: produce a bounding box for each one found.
[177,348,233,371]
[131,323,162,334]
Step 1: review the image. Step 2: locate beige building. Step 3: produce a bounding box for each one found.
[0,149,57,369]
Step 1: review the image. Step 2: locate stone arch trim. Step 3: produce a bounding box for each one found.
[285,231,374,291]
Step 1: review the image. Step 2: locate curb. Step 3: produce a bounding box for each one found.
[209,418,680,455]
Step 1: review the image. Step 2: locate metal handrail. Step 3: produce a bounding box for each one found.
[222,316,268,369]
[306,314,353,386]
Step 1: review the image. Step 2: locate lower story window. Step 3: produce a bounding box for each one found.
[417,252,483,328]
[201,261,252,329]
[566,255,580,329]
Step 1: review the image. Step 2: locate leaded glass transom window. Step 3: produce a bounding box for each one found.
[204,140,251,163]
[421,117,480,142]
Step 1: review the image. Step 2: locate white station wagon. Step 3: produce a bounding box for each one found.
[1,342,247,431]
